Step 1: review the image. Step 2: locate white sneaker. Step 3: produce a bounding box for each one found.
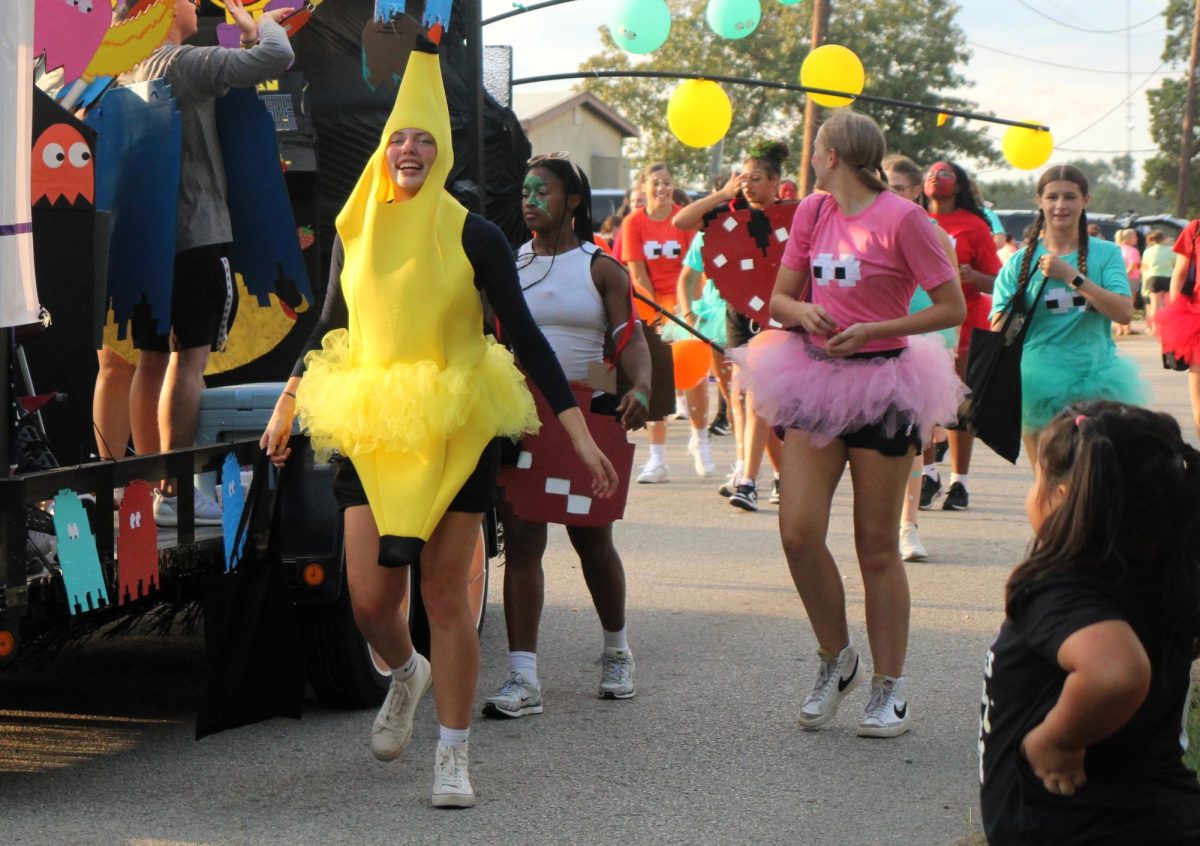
[899,522,927,562]
[598,647,635,699]
[482,672,543,719]
[717,469,740,497]
[688,437,716,477]
[153,487,223,527]
[798,644,862,729]
[432,742,475,808]
[636,460,670,484]
[857,674,911,738]
[370,653,432,761]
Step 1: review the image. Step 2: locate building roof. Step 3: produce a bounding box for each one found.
[512,90,640,139]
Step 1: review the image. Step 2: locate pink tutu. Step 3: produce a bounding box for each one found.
[1157,295,1200,367]
[729,331,967,448]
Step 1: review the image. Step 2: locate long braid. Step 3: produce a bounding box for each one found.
[1077,209,1089,277]
[1017,209,1045,289]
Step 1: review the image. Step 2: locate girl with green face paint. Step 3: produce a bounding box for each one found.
[485,156,653,718]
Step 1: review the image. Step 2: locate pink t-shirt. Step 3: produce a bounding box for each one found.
[780,191,957,352]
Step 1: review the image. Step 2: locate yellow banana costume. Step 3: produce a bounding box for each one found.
[295,48,538,566]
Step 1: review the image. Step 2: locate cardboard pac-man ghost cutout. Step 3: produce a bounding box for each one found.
[52,489,110,615]
[361,13,421,90]
[220,453,248,572]
[117,480,159,604]
[32,124,94,208]
[498,385,635,527]
[701,204,797,329]
[34,0,111,83]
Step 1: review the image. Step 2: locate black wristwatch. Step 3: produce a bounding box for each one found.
[1069,273,1086,289]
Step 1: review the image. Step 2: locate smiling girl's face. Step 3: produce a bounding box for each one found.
[385,128,437,200]
[1037,179,1089,231]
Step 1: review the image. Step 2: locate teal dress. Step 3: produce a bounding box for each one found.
[992,238,1148,431]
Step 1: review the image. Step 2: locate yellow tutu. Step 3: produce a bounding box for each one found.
[296,327,539,459]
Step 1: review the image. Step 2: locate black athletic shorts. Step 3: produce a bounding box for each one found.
[1148,275,1171,294]
[133,243,236,352]
[725,305,761,349]
[332,438,501,513]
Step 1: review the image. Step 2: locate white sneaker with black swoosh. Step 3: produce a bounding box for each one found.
[481,672,543,719]
[798,644,861,729]
[857,674,910,738]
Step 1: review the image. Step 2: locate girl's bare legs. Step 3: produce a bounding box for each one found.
[777,431,850,652]
[847,447,914,678]
[421,510,487,730]
[1189,365,1200,440]
[94,347,134,459]
[343,504,415,667]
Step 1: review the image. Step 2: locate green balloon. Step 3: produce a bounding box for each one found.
[609,0,672,55]
[706,0,761,40]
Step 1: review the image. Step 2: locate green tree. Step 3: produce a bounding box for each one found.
[578,0,997,188]
[983,157,1170,214]
[1142,0,1195,215]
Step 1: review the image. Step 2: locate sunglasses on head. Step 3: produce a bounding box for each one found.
[528,151,570,166]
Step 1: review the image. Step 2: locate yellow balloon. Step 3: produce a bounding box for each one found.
[800,44,864,108]
[667,80,733,148]
[1002,122,1054,170]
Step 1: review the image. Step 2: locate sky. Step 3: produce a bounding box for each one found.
[479,0,1182,185]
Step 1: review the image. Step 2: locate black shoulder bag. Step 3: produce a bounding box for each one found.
[958,271,1049,464]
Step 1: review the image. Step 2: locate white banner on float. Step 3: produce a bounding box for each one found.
[1,0,41,328]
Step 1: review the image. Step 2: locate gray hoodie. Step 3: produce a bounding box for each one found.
[121,19,294,252]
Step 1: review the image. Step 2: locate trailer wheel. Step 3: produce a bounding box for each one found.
[299,527,489,708]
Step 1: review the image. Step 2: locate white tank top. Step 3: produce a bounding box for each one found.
[516,241,607,382]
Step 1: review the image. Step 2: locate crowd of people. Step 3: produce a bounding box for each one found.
[87,3,1199,835]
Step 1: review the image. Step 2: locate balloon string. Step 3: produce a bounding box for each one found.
[511,70,1050,133]
[631,289,726,355]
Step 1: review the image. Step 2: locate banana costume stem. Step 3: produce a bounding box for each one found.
[295,46,538,567]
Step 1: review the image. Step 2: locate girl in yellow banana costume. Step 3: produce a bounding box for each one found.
[260,45,616,808]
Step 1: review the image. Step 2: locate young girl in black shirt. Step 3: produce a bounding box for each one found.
[979,401,1200,844]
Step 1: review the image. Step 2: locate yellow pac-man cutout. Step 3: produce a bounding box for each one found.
[205,271,304,375]
[86,0,175,81]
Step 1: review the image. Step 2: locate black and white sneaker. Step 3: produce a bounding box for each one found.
[918,474,941,509]
[729,481,758,512]
[942,481,969,511]
[769,476,780,504]
[798,644,862,729]
[857,674,910,738]
[707,414,731,436]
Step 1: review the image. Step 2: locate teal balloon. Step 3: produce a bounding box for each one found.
[706,0,761,40]
[609,0,672,55]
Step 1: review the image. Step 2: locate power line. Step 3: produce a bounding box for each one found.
[1015,0,1163,34]
[968,40,1176,75]
[1055,60,1169,146]
[1057,147,1159,153]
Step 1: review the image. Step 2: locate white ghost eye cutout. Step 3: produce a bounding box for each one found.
[68,142,91,167]
[42,143,66,168]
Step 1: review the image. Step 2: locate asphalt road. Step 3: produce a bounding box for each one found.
[1,332,1194,846]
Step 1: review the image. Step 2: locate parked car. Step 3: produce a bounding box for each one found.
[591,188,626,231]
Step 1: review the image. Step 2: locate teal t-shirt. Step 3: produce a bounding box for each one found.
[992,237,1129,364]
[683,231,705,272]
[982,207,1005,236]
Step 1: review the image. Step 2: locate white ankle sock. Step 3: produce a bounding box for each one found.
[602,627,628,651]
[922,464,938,480]
[691,427,708,445]
[508,650,538,686]
[950,473,969,488]
[649,444,666,463]
[438,725,469,748]
[391,650,418,681]
[732,460,745,479]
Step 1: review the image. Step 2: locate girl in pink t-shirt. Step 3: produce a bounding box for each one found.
[731,111,965,738]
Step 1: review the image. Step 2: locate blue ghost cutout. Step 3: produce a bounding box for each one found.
[52,490,110,615]
[221,453,248,572]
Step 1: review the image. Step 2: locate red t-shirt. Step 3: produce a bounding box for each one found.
[620,205,694,299]
[1173,219,1200,262]
[930,208,1002,305]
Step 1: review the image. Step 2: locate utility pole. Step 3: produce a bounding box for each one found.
[1177,0,1200,218]
[798,0,830,197]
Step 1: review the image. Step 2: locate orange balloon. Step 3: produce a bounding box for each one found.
[672,338,710,390]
